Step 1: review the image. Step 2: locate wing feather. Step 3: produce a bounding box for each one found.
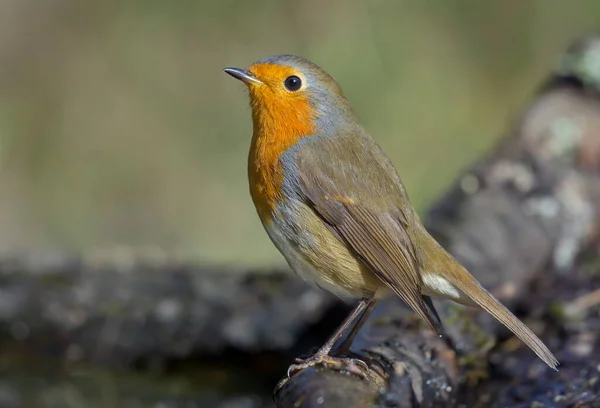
[296,160,442,334]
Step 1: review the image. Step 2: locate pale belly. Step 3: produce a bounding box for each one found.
[263,201,384,299]
[261,200,474,306]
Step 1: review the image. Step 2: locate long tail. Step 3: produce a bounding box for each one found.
[442,265,559,370]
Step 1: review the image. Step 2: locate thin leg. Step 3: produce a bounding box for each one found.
[336,298,378,353]
[314,298,373,355]
[286,298,376,378]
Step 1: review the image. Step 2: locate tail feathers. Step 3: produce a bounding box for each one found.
[443,270,559,370]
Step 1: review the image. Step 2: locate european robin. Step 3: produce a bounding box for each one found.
[224,55,558,376]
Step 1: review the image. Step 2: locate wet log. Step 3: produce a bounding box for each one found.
[275,34,600,408]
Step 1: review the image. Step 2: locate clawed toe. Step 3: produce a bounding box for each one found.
[351,357,369,372]
[286,353,370,379]
[346,358,369,378]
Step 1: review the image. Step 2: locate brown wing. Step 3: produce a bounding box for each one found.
[294,141,442,334]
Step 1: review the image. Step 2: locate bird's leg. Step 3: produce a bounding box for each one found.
[287,298,377,379]
[335,298,378,353]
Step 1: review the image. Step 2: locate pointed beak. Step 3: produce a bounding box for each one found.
[223,67,263,85]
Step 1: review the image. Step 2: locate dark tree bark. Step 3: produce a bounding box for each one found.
[275,33,600,408]
[0,254,336,367]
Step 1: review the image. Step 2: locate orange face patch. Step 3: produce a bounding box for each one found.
[245,63,316,222]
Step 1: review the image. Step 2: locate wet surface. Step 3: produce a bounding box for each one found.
[0,349,277,408]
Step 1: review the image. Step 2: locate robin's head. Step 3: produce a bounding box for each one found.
[224,55,355,137]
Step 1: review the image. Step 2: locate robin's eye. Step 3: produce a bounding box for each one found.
[284,75,302,91]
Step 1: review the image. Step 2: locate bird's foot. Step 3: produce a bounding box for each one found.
[274,352,381,395]
[286,352,370,379]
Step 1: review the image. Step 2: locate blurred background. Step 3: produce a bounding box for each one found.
[2,1,600,407]
[2,0,600,267]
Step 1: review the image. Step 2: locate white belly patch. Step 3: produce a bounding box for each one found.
[262,218,359,299]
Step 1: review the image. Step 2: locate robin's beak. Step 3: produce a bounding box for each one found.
[223,67,263,85]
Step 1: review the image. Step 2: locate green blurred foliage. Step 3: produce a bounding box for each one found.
[0,0,599,266]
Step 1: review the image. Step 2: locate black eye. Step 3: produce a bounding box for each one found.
[284,75,302,91]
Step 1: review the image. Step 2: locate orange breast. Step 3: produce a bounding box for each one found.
[247,64,316,222]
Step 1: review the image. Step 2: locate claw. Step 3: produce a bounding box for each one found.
[285,353,370,380]
[335,358,369,379]
[352,358,369,373]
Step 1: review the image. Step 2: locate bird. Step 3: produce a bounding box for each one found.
[223,55,559,376]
